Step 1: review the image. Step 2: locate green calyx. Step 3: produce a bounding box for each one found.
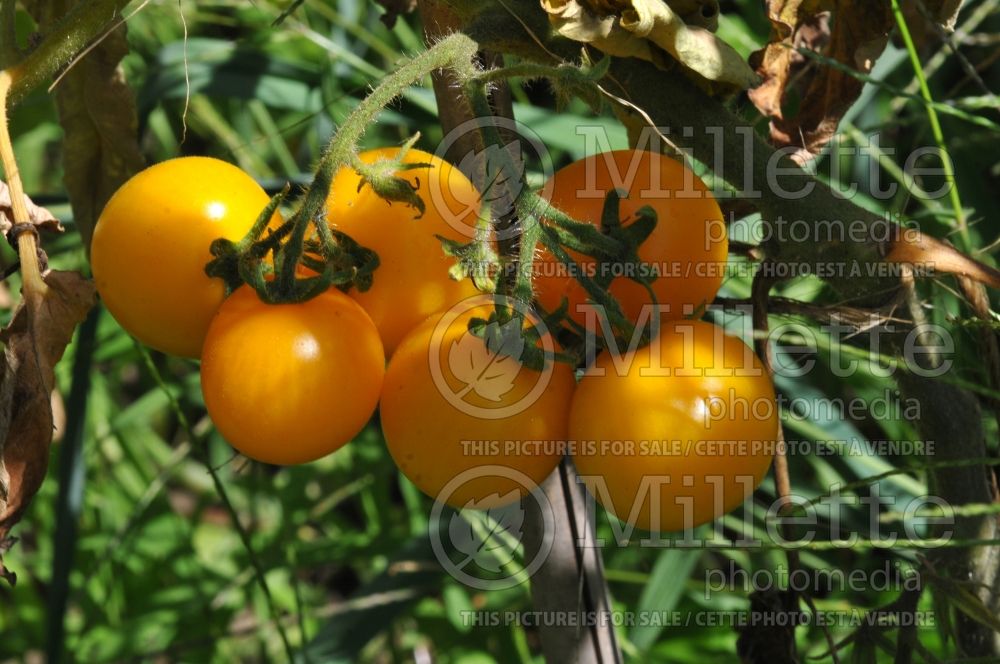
[202,33,656,372]
[202,34,481,305]
[351,135,432,217]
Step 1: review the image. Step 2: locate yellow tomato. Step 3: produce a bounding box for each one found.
[379,304,574,508]
[200,287,385,465]
[91,157,279,358]
[570,319,777,532]
[327,148,481,356]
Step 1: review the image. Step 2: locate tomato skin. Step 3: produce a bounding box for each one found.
[91,157,279,358]
[200,287,385,465]
[569,319,777,532]
[379,307,574,509]
[535,149,728,329]
[327,148,481,356]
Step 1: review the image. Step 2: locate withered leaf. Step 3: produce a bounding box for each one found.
[26,4,145,248]
[666,0,720,31]
[748,0,831,119]
[0,269,96,585]
[902,0,964,48]
[749,0,894,161]
[542,0,758,90]
[885,230,1000,290]
[580,0,720,29]
[0,181,61,235]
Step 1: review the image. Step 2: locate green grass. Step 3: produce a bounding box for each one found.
[2,0,1000,662]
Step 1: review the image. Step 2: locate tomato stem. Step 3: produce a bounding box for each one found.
[216,33,481,304]
[6,0,135,107]
[0,70,48,300]
[461,62,660,358]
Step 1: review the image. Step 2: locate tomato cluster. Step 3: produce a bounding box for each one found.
[91,148,778,532]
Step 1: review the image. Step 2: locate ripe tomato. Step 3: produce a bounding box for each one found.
[326,147,481,356]
[534,149,728,330]
[569,319,777,532]
[91,157,279,358]
[379,303,574,509]
[200,287,385,465]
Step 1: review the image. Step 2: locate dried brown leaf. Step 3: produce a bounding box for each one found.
[749,0,894,160]
[0,181,61,235]
[748,0,831,118]
[0,270,96,585]
[885,231,1000,290]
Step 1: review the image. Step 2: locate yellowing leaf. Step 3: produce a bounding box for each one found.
[541,0,758,89]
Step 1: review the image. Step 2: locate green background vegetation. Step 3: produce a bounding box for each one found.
[2,0,999,661]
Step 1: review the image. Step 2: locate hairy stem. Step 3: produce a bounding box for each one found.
[9,0,134,106]
[266,32,480,299]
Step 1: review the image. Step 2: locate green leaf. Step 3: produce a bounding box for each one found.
[442,582,475,633]
[301,530,447,663]
[630,548,701,651]
[138,38,320,118]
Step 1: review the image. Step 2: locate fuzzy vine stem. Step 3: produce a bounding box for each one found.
[310,33,478,197]
[8,0,134,106]
[461,67,642,347]
[222,33,481,303]
[460,82,525,310]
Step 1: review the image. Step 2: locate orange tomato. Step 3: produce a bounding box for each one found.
[200,287,384,465]
[92,157,280,358]
[327,148,481,355]
[570,319,777,532]
[379,302,574,508]
[534,149,728,330]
